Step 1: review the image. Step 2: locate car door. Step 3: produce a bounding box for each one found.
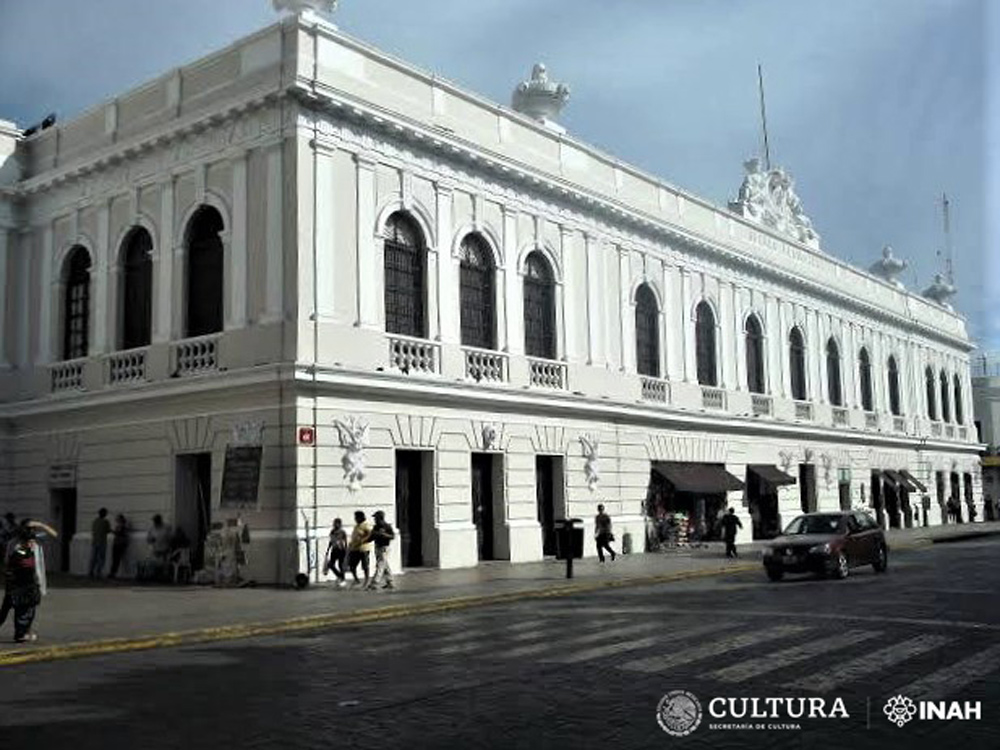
[856,512,878,563]
[844,514,864,564]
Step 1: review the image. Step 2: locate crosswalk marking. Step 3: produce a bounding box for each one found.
[893,642,1000,700]
[620,625,811,674]
[506,619,551,632]
[543,636,661,664]
[710,630,882,683]
[790,634,954,693]
[500,622,662,660]
[434,641,487,656]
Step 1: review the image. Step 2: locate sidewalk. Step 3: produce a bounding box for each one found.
[2,521,998,665]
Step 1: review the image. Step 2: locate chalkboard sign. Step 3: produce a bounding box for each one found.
[220,445,263,509]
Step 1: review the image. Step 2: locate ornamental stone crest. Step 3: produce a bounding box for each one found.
[778,450,794,473]
[272,0,338,16]
[820,454,834,488]
[579,434,600,492]
[512,63,570,131]
[729,157,820,249]
[481,423,498,451]
[335,417,369,492]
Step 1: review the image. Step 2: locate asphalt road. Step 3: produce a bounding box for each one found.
[1,538,999,750]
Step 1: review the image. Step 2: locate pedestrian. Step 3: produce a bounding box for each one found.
[594,504,617,562]
[89,508,112,579]
[720,507,743,559]
[143,514,173,581]
[325,518,348,587]
[366,510,395,591]
[346,511,373,588]
[4,524,47,643]
[108,514,130,579]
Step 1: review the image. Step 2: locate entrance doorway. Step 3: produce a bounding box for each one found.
[396,450,429,568]
[535,456,564,556]
[950,472,962,523]
[838,480,851,511]
[799,464,817,514]
[471,453,499,561]
[885,482,901,529]
[175,453,212,570]
[964,473,974,521]
[49,488,78,573]
[870,471,885,528]
[745,470,780,540]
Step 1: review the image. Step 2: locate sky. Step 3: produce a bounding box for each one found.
[0,0,994,349]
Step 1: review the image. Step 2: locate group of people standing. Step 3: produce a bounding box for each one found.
[324,510,395,591]
[88,508,131,579]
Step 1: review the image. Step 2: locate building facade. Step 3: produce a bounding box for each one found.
[0,10,984,583]
[972,353,1000,515]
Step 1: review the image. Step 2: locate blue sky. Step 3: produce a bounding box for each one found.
[0,0,993,348]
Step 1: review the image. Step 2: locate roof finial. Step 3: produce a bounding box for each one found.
[272,0,338,20]
[512,63,570,133]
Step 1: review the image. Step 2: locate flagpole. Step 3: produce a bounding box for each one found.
[758,63,771,171]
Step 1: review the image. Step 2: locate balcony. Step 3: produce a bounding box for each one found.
[865,411,878,430]
[50,359,86,393]
[527,357,567,390]
[107,348,148,386]
[640,376,670,404]
[172,334,220,377]
[893,416,905,433]
[831,406,848,426]
[930,421,942,437]
[701,386,726,410]
[751,394,772,417]
[463,346,508,384]
[794,400,814,421]
[388,334,440,376]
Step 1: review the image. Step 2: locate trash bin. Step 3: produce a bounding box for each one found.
[622,531,633,555]
[555,518,584,560]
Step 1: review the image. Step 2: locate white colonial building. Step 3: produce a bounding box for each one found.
[0,4,984,582]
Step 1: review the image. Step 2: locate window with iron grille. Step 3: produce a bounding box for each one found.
[185,206,224,338]
[789,327,807,401]
[887,356,901,416]
[523,252,555,359]
[459,234,495,350]
[634,284,659,377]
[953,375,964,425]
[120,227,153,350]
[859,347,873,412]
[63,246,91,360]
[939,370,951,422]
[826,338,843,406]
[695,301,717,387]
[383,213,426,338]
[745,314,765,394]
[925,367,937,420]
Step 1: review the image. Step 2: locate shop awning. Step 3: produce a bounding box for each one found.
[748,464,797,488]
[653,462,745,493]
[881,470,905,489]
[900,470,927,493]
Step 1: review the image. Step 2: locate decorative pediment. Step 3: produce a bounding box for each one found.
[729,157,820,250]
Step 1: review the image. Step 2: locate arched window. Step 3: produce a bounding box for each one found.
[120,228,153,350]
[695,301,717,386]
[859,347,874,412]
[925,367,937,420]
[954,374,964,425]
[185,206,224,338]
[458,234,495,350]
[745,314,765,394]
[939,370,951,423]
[523,252,556,359]
[826,338,843,407]
[635,284,660,377]
[887,356,901,416]
[789,326,807,401]
[383,212,426,338]
[62,246,92,360]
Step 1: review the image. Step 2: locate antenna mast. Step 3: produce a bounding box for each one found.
[758,63,772,171]
[942,192,954,285]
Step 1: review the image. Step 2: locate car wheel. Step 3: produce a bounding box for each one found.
[833,552,849,579]
[766,567,784,582]
[872,544,888,573]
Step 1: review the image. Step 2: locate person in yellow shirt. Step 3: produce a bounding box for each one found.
[346,511,373,588]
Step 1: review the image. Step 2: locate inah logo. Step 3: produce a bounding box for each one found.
[883,695,917,727]
[657,690,703,737]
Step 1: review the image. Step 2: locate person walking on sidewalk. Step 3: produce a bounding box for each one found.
[4,524,47,643]
[325,518,348,587]
[366,510,395,591]
[347,511,373,588]
[89,508,112,579]
[108,514,130,579]
[721,508,742,558]
[594,504,617,563]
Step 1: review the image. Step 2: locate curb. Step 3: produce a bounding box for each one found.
[930,529,1000,545]
[0,562,758,668]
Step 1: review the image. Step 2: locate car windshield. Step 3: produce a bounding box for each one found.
[784,514,845,535]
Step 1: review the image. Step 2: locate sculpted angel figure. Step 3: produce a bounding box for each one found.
[335,417,369,491]
[580,435,600,492]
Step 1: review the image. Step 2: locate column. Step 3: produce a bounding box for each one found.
[154,178,175,342]
[561,226,580,361]
[680,266,694,382]
[93,202,111,353]
[806,308,820,403]
[584,233,601,365]
[733,285,745,391]
[719,279,737,390]
[227,150,248,329]
[817,313,829,403]
[763,292,778,394]
[355,154,379,328]
[0,228,8,367]
[263,144,284,324]
[845,323,857,408]
[501,207,519,354]
[663,261,682,381]
[38,224,54,363]
[777,298,790,397]
[436,183,457,343]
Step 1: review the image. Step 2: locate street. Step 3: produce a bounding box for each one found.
[1,538,998,749]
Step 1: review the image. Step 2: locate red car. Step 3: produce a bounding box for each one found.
[762,511,888,581]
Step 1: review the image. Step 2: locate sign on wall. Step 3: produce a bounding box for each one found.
[220,445,263,510]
